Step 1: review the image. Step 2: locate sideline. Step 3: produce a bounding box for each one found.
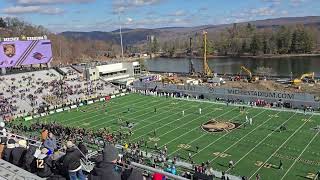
[175,97,320,116]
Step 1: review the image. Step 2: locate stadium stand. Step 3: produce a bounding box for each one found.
[0,68,118,121]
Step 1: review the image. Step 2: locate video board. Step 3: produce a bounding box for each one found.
[0,40,53,68]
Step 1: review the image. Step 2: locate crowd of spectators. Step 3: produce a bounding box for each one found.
[0,68,117,121]
[0,119,150,180]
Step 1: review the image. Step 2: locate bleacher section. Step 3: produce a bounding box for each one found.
[0,159,44,180]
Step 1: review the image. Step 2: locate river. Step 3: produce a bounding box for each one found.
[143,56,320,77]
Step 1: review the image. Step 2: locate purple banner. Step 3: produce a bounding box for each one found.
[0,40,53,68]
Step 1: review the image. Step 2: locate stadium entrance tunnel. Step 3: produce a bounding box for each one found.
[201,120,241,133]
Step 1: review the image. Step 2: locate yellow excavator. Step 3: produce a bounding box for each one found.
[240,66,259,83]
[160,75,183,84]
[292,72,315,84]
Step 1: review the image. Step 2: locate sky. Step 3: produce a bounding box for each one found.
[0,0,319,33]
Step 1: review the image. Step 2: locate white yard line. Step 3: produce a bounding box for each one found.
[226,112,298,172]
[73,97,177,128]
[280,130,320,180]
[65,96,163,126]
[131,105,216,141]
[169,108,254,156]
[156,107,239,149]
[55,95,149,123]
[89,98,188,129]
[248,115,314,179]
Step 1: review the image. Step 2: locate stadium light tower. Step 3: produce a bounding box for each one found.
[118,11,124,60]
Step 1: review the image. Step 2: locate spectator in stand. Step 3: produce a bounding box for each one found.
[77,141,88,156]
[35,148,53,178]
[43,132,57,152]
[41,129,48,142]
[23,145,37,173]
[122,167,144,180]
[0,121,7,139]
[12,139,28,167]
[153,172,165,180]
[3,139,15,162]
[88,143,121,180]
[0,137,6,159]
[0,121,7,159]
[61,141,86,180]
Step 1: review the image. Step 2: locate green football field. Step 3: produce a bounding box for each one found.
[18,94,320,179]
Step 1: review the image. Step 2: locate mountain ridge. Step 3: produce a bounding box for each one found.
[60,16,320,45]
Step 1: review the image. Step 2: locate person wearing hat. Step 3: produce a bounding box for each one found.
[88,143,121,180]
[61,141,86,180]
[3,138,15,162]
[3,139,16,163]
[0,121,6,138]
[12,139,28,167]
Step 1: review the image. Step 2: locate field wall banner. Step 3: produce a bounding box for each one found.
[0,40,53,68]
[133,81,317,102]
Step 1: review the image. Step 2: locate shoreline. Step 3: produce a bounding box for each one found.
[157,53,320,59]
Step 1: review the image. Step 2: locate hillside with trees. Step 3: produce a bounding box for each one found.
[0,16,320,65]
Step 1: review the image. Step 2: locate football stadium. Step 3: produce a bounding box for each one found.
[1,3,320,179]
[8,92,320,180]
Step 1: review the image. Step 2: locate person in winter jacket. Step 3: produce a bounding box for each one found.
[23,145,37,173]
[35,148,54,178]
[122,167,144,180]
[43,132,57,152]
[88,143,121,180]
[0,136,7,159]
[2,138,15,162]
[61,141,86,180]
[12,139,28,167]
[78,142,88,156]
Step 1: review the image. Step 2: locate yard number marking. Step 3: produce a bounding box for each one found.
[213,152,231,158]
[301,118,313,122]
[149,137,160,142]
[178,144,191,149]
[254,161,275,169]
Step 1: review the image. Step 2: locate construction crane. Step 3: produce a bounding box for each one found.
[203,31,213,77]
[188,37,196,76]
[292,72,315,84]
[240,65,259,82]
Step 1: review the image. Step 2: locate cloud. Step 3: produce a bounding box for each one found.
[280,10,288,16]
[199,7,208,11]
[113,0,163,13]
[122,16,192,28]
[126,17,133,23]
[262,0,281,3]
[2,6,64,15]
[250,7,275,16]
[13,0,95,5]
[169,10,186,17]
[290,0,306,6]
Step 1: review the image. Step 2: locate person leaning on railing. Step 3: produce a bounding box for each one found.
[60,141,86,180]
